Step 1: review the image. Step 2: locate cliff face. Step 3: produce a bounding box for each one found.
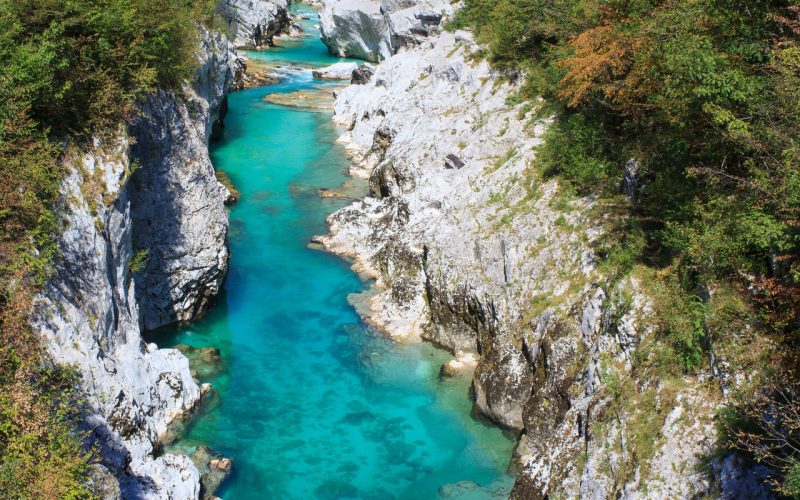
[30,28,242,499]
[319,0,451,62]
[129,29,241,331]
[218,0,290,49]
[322,3,769,497]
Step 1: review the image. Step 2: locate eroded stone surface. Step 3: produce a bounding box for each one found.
[129,28,240,331]
[218,0,290,49]
[31,27,243,499]
[320,0,452,61]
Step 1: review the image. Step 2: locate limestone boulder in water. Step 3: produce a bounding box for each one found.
[439,353,477,379]
[320,0,392,62]
[312,61,359,79]
[191,445,232,499]
[319,0,453,61]
[218,0,290,49]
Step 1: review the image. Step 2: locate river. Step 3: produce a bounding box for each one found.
[156,5,514,498]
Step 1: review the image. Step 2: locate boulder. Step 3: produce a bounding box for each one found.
[191,446,232,499]
[384,1,447,50]
[218,0,290,49]
[439,352,478,379]
[319,0,452,61]
[209,457,232,472]
[312,62,360,79]
[351,63,375,84]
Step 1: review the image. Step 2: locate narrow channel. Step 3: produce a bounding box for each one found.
[157,4,514,498]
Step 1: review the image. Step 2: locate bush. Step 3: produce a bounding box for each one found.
[535,112,621,194]
[786,460,800,499]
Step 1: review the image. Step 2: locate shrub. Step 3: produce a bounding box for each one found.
[535,112,621,194]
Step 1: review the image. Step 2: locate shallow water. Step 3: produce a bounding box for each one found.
[156,5,515,498]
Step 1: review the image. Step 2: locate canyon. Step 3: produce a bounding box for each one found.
[318,0,772,497]
[27,0,773,498]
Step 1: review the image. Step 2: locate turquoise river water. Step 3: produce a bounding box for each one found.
[156,5,514,498]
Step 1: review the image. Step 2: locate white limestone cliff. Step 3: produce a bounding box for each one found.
[218,0,290,49]
[319,0,452,62]
[30,27,242,499]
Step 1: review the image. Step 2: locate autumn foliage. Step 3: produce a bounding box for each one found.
[450,0,800,493]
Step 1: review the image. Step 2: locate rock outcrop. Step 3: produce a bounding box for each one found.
[312,61,359,79]
[129,28,239,331]
[351,63,376,84]
[320,0,392,61]
[320,0,452,62]
[321,10,769,497]
[218,0,290,49]
[31,28,242,499]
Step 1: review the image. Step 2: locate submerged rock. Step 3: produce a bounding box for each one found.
[215,170,241,205]
[191,445,233,499]
[439,479,511,499]
[175,344,226,380]
[264,88,341,109]
[439,353,477,378]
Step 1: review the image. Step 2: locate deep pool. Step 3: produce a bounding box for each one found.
[156,5,515,498]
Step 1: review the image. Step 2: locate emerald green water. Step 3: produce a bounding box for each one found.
[156,5,514,498]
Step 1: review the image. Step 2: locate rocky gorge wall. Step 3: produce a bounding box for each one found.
[319,0,453,61]
[320,1,771,497]
[30,24,243,499]
[129,29,242,331]
[218,0,291,49]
